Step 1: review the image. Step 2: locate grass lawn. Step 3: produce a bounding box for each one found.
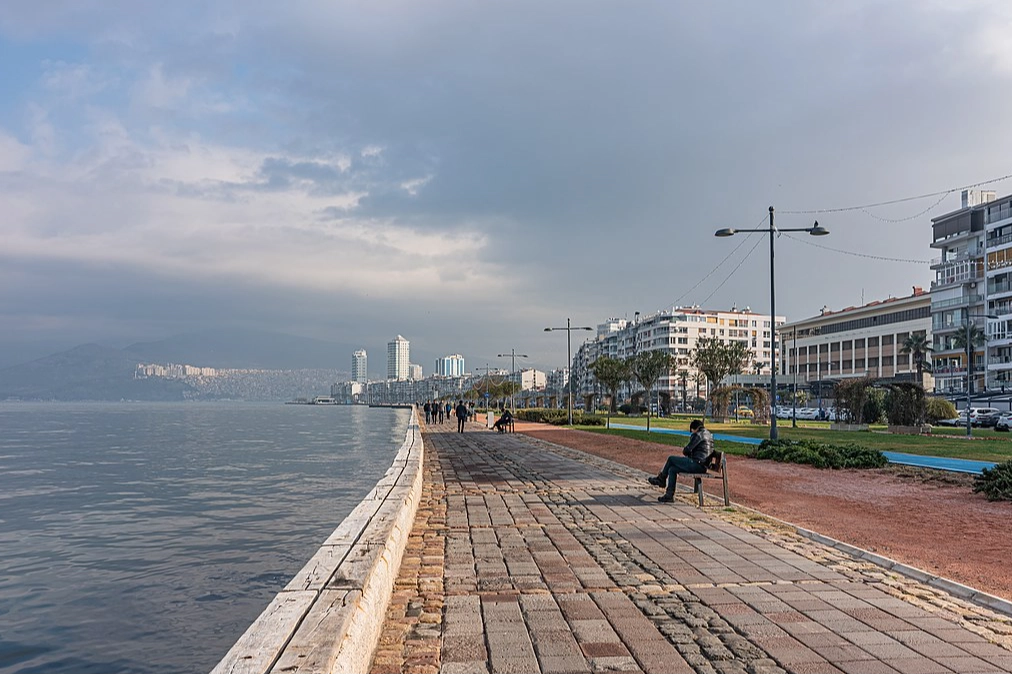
[582,416,1012,463]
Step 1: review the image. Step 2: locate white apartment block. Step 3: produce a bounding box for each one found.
[351,349,368,383]
[387,335,410,381]
[513,368,546,391]
[408,363,423,381]
[780,289,932,394]
[929,189,1012,394]
[435,354,466,377]
[575,305,784,405]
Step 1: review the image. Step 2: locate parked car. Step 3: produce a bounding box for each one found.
[977,409,1004,427]
[733,406,754,418]
[935,417,961,427]
[995,412,1012,431]
[958,407,1002,427]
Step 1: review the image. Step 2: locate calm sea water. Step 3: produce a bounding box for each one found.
[0,401,410,674]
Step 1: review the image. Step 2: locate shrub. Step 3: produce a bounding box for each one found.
[973,461,1012,501]
[863,388,887,424]
[884,383,926,426]
[514,408,605,426]
[618,403,634,415]
[749,439,887,469]
[925,397,958,423]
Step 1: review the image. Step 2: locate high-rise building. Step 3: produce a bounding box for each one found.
[351,349,368,383]
[408,363,423,380]
[435,354,466,377]
[387,335,410,381]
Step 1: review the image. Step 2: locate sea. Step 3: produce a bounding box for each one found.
[0,401,411,674]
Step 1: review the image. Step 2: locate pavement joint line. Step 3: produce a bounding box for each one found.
[521,428,1012,622]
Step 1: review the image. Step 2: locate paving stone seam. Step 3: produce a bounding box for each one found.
[521,431,1012,638]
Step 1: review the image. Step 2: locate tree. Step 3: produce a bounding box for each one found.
[678,369,689,411]
[952,325,987,395]
[900,332,932,389]
[589,356,631,429]
[690,338,754,421]
[629,350,676,431]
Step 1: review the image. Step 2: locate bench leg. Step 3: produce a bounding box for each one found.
[722,472,730,506]
[694,477,704,507]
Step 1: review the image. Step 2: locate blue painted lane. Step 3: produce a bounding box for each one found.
[609,423,763,445]
[607,423,996,474]
[882,452,995,475]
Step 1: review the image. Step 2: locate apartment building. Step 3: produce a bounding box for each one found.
[351,349,368,383]
[780,289,932,396]
[386,335,410,381]
[575,306,784,407]
[929,189,1012,394]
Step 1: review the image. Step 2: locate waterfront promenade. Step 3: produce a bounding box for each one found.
[372,421,1012,673]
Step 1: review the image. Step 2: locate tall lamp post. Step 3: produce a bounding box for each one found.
[964,313,997,439]
[544,318,593,425]
[716,207,829,440]
[497,349,528,412]
[791,328,799,428]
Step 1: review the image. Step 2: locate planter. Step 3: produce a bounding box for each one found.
[830,423,869,432]
[887,424,932,435]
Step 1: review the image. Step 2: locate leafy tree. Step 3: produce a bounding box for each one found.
[884,382,926,427]
[925,397,957,423]
[590,356,631,428]
[690,338,754,421]
[677,369,689,411]
[900,332,933,389]
[834,376,876,424]
[629,350,676,431]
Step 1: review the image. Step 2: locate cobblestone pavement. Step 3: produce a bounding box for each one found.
[373,424,1012,674]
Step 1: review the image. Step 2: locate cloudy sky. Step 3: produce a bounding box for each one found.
[3,1,1012,373]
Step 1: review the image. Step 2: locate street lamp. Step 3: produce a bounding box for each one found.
[544,318,593,425]
[497,349,528,412]
[716,207,829,440]
[964,313,997,439]
[791,328,798,428]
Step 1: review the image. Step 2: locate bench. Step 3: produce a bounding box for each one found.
[493,415,515,433]
[679,451,729,507]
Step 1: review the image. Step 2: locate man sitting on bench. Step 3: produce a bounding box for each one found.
[492,408,513,433]
[648,419,712,502]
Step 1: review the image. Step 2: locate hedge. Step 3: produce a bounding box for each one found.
[749,438,887,469]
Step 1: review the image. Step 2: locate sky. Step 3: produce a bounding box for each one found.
[3,1,1012,374]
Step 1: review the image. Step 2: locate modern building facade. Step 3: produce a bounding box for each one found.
[780,288,933,397]
[408,363,423,381]
[435,354,466,377]
[574,306,785,407]
[351,349,368,383]
[386,335,410,381]
[929,189,1012,394]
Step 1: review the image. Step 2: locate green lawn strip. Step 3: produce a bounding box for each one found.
[578,426,756,455]
[582,421,1012,464]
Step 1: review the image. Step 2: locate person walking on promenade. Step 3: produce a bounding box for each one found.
[445,401,452,422]
[455,400,468,433]
[437,400,445,424]
[648,419,712,502]
[423,401,431,424]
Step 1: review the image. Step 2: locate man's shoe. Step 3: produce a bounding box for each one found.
[657,494,674,503]
[647,476,666,488]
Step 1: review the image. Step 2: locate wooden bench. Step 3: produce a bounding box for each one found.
[679,450,729,507]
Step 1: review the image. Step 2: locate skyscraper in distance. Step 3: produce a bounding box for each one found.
[435,354,466,377]
[352,349,368,383]
[387,335,410,381]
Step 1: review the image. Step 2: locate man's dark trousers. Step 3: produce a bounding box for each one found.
[457,417,465,433]
[660,455,706,497]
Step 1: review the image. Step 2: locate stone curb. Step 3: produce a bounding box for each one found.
[520,431,1012,620]
[212,408,424,674]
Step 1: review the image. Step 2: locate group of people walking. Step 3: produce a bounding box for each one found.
[422,399,473,433]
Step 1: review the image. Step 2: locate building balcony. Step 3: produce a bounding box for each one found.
[930,249,983,269]
[931,269,982,290]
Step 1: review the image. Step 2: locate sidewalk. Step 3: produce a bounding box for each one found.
[371,422,1012,674]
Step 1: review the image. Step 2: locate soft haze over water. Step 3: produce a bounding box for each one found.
[0,402,410,673]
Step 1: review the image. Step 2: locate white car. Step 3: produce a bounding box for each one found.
[995,412,1012,431]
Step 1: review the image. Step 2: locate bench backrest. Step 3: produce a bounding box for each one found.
[705,450,724,473]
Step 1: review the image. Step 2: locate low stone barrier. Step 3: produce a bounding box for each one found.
[213,409,423,674]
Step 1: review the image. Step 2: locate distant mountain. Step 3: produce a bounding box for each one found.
[0,344,194,401]
[123,328,356,370]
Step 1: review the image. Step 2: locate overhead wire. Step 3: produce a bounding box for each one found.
[780,232,932,264]
[669,214,767,308]
[699,230,767,307]
[779,172,1012,215]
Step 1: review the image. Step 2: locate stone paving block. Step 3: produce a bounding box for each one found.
[586,655,640,673]
[879,656,953,673]
[826,659,897,673]
[538,654,592,673]
[440,660,490,673]
[932,654,1004,672]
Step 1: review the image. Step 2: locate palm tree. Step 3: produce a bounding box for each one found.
[630,351,676,431]
[900,332,933,388]
[589,356,631,429]
[952,325,987,395]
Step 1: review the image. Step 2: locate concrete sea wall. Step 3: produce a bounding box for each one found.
[213,408,423,674]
